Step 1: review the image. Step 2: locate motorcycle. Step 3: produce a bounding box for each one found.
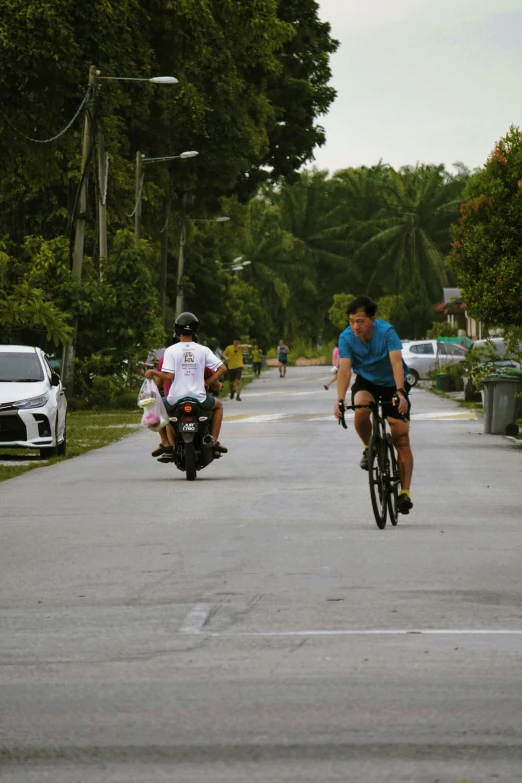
[168,397,221,480]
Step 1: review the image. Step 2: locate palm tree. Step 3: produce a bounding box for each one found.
[355,165,466,300]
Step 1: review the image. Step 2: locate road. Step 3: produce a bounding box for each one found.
[1,366,522,782]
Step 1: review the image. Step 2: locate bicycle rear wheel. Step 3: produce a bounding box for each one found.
[368,434,388,529]
[385,434,399,526]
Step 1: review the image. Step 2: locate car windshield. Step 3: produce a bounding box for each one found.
[0,352,44,382]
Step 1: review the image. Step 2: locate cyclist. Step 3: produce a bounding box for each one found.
[145,312,227,461]
[333,295,414,514]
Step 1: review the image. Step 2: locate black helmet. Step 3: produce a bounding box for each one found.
[174,312,199,336]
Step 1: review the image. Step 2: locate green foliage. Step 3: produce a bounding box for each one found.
[389,277,433,339]
[0,0,338,248]
[428,361,465,391]
[376,295,399,322]
[452,125,522,328]
[0,242,74,346]
[464,332,522,390]
[328,293,354,330]
[426,321,458,338]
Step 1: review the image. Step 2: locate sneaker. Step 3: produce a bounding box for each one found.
[157,450,174,463]
[359,448,369,471]
[230,389,235,400]
[236,396,241,401]
[398,493,413,514]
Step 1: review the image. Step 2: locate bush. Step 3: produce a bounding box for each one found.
[428,362,465,391]
[88,374,126,408]
[426,321,458,338]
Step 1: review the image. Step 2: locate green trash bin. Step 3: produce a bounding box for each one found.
[435,373,450,392]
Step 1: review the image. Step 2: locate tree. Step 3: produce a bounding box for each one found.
[452,125,522,328]
[389,276,433,339]
[356,165,465,300]
[328,293,354,330]
[0,0,339,253]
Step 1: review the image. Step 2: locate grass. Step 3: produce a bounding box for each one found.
[0,408,141,484]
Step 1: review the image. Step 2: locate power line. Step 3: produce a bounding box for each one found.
[0,89,90,144]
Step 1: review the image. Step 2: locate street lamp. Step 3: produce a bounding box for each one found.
[98,75,178,84]
[134,150,199,239]
[62,64,178,390]
[176,215,231,315]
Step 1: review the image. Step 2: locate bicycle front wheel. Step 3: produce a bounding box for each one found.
[385,434,400,526]
[368,434,388,529]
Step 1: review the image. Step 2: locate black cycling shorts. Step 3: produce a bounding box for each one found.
[351,375,411,422]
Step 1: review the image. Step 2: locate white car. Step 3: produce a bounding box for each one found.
[402,339,468,386]
[0,345,67,458]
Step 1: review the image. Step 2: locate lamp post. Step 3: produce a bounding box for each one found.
[175,215,231,315]
[134,150,198,239]
[62,66,178,391]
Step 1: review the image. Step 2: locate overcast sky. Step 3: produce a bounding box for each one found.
[313,0,522,174]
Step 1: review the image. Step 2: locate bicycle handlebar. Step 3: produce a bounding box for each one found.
[338,396,406,428]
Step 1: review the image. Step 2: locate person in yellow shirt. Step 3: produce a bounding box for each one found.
[251,344,263,377]
[223,338,249,401]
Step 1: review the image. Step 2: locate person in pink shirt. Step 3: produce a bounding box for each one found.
[323,343,340,390]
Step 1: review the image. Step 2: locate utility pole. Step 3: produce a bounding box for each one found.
[135,151,143,239]
[160,189,171,330]
[175,194,187,315]
[62,64,97,390]
[98,128,108,271]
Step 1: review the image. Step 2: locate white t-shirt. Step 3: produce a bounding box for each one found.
[162,341,223,404]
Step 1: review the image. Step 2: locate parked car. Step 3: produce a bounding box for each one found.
[0,345,67,458]
[402,339,468,386]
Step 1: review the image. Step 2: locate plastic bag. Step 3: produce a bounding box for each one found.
[137,379,169,432]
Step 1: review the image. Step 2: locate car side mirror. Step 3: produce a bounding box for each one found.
[51,371,61,386]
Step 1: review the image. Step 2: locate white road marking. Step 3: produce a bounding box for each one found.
[224,411,477,424]
[200,629,522,637]
[179,604,212,634]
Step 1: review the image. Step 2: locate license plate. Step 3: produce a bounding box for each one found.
[181,422,197,432]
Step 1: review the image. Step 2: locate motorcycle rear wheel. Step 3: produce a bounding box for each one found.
[184,441,197,481]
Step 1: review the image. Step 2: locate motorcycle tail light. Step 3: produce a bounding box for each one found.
[183,404,193,413]
[184,417,193,422]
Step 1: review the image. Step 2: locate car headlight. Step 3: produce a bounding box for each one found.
[12,393,49,409]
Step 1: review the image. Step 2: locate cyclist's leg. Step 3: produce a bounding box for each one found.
[351,376,375,447]
[387,418,413,491]
[353,389,374,446]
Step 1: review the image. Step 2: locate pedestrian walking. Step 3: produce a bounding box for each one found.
[277,339,290,378]
[251,344,263,377]
[324,343,340,390]
[223,338,249,401]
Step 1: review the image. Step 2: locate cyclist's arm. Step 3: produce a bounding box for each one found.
[389,350,406,393]
[335,357,352,418]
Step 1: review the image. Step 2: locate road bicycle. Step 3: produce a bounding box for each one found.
[339,400,401,529]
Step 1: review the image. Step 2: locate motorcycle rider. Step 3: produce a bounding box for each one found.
[144,312,227,461]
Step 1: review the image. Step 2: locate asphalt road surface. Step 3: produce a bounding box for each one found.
[1,366,522,782]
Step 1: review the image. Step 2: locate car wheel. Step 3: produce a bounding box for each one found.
[39,445,58,459]
[405,369,419,387]
[57,426,67,456]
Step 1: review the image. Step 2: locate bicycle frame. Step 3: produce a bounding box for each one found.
[339,400,401,529]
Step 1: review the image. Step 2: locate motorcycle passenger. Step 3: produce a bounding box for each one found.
[144,313,227,461]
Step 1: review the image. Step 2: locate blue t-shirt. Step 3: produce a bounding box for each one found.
[339,319,408,386]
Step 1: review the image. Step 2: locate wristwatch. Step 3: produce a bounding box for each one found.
[396,387,407,395]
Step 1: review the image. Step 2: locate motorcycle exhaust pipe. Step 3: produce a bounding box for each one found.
[202,434,215,448]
